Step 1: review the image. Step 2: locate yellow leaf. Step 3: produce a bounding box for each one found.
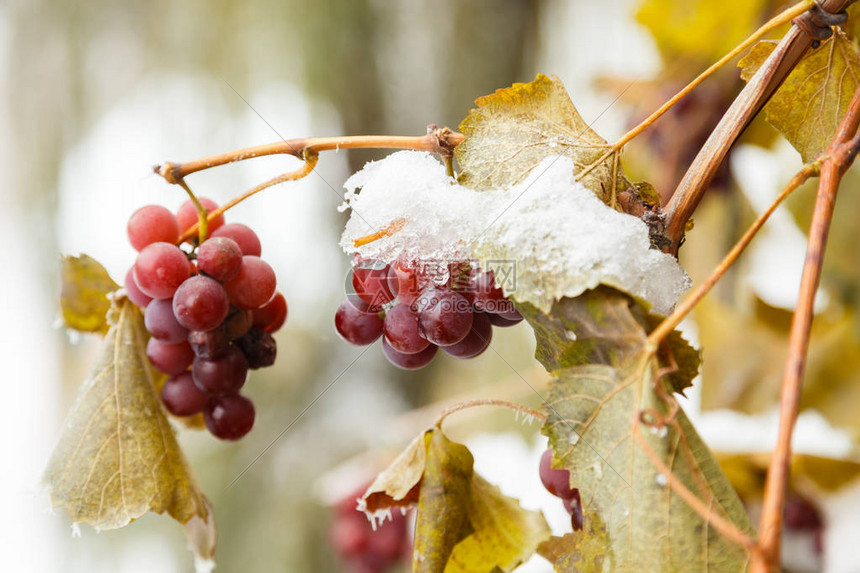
[456,74,625,204]
[44,296,212,539]
[60,254,120,334]
[738,31,860,163]
[360,432,426,515]
[637,0,768,66]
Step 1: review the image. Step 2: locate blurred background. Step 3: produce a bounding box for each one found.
[3,0,860,571]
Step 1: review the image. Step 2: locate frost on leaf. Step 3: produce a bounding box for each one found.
[456,74,627,205]
[739,31,860,163]
[524,289,752,572]
[44,296,213,553]
[340,152,689,315]
[361,429,550,573]
[60,254,120,334]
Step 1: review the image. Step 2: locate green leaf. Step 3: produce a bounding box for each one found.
[456,74,626,204]
[60,254,120,334]
[363,429,551,573]
[523,289,753,572]
[738,31,860,163]
[44,296,213,546]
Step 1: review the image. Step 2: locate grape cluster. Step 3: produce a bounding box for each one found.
[539,449,583,531]
[330,487,411,573]
[124,200,287,440]
[335,258,523,369]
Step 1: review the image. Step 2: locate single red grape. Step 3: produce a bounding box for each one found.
[417,289,473,346]
[192,345,248,396]
[196,236,243,282]
[211,223,262,256]
[160,371,208,416]
[144,298,188,344]
[381,338,437,370]
[176,197,225,237]
[252,292,288,333]
[133,242,190,299]
[334,299,383,345]
[539,449,576,499]
[204,394,255,440]
[127,205,180,251]
[383,303,430,354]
[124,267,153,308]
[172,275,230,332]
[441,311,491,358]
[146,338,194,375]
[223,256,277,309]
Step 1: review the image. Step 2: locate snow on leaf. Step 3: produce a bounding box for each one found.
[739,31,860,163]
[339,152,690,315]
[456,74,625,204]
[362,429,550,573]
[43,296,213,546]
[524,289,752,572]
[60,254,120,334]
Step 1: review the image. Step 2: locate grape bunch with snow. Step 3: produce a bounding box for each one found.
[336,151,691,367]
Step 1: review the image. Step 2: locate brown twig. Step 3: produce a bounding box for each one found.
[753,83,860,573]
[647,161,820,346]
[433,399,546,429]
[155,127,464,184]
[663,0,856,253]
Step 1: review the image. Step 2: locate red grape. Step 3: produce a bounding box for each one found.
[252,292,288,333]
[470,271,513,315]
[211,223,262,256]
[351,259,396,310]
[172,275,230,332]
[124,267,153,308]
[224,308,253,340]
[417,289,473,346]
[335,299,383,345]
[127,205,180,251]
[188,328,230,359]
[563,489,583,531]
[176,197,225,237]
[192,345,248,396]
[381,338,437,370]
[160,371,208,416]
[383,303,430,354]
[442,311,491,358]
[196,236,243,282]
[134,242,191,299]
[223,256,277,309]
[144,298,188,344]
[539,449,575,499]
[146,338,194,375]
[234,328,277,369]
[392,260,426,306]
[204,394,255,440]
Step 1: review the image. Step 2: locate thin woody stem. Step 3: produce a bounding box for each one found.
[647,161,819,346]
[156,128,464,184]
[575,0,816,186]
[753,84,860,573]
[175,179,209,243]
[176,151,319,244]
[433,399,546,429]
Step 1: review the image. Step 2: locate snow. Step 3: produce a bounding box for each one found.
[339,151,690,315]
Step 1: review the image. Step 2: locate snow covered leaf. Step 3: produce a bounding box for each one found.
[60,254,119,334]
[456,74,625,204]
[739,32,860,163]
[340,153,690,315]
[44,296,212,538]
[525,288,753,572]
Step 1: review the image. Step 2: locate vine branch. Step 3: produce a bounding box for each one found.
[433,399,545,429]
[753,82,860,573]
[663,0,856,253]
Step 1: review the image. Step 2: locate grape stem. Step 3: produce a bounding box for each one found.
[155,126,464,184]
[175,179,208,244]
[575,0,817,186]
[433,399,545,429]
[752,82,860,573]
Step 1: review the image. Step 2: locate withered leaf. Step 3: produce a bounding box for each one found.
[60,254,120,334]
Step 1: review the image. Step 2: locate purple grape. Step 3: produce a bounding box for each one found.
[192,345,248,396]
[335,299,383,345]
[442,311,492,358]
[470,271,516,316]
[383,303,430,354]
[204,394,255,440]
[539,449,575,499]
[234,327,277,369]
[160,371,208,416]
[563,489,583,531]
[225,308,253,340]
[172,275,230,331]
[381,338,437,370]
[146,338,194,375]
[188,328,230,359]
[417,289,473,346]
[144,298,188,343]
[124,267,153,308]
